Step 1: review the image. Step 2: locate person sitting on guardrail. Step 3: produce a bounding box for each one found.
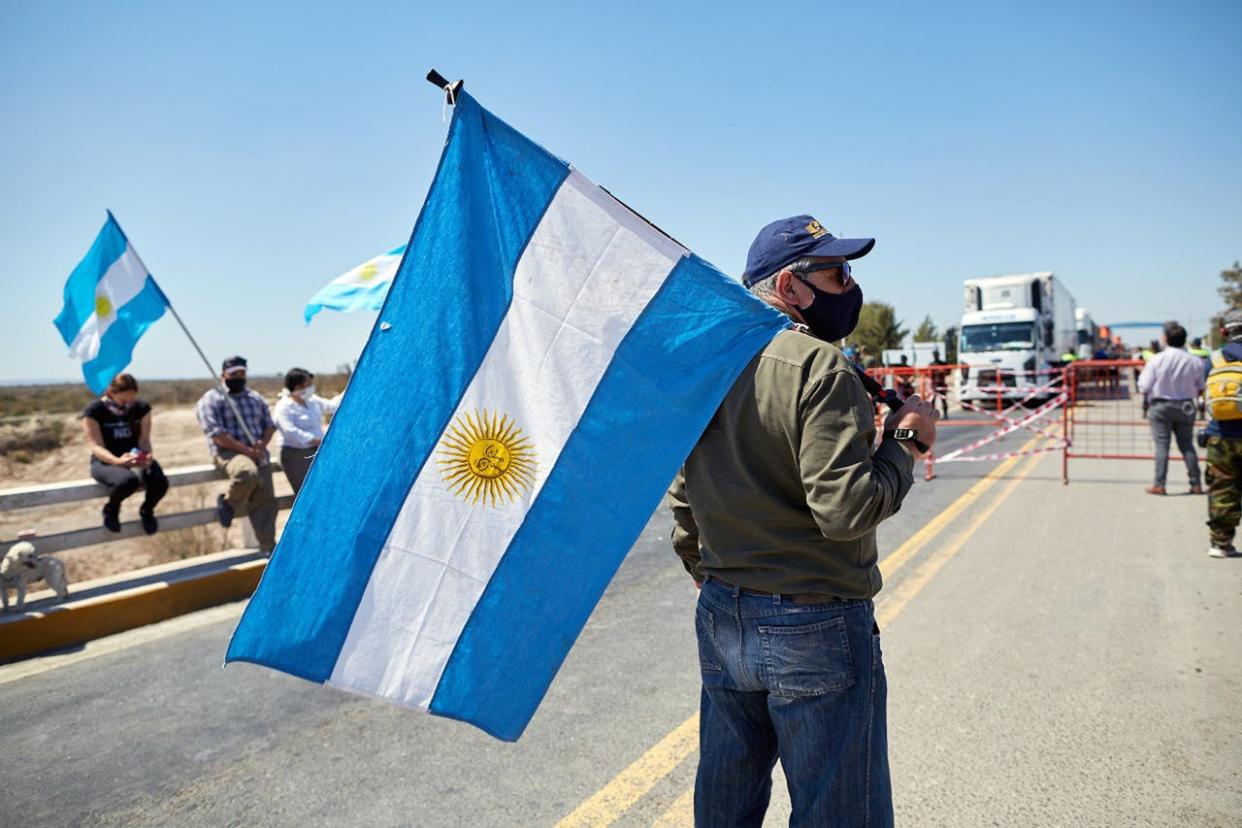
[82,372,168,535]
[668,215,939,827]
[1137,323,1203,496]
[194,355,278,555]
[273,367,342,495]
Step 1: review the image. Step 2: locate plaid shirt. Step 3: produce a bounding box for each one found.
[195,387,276,459]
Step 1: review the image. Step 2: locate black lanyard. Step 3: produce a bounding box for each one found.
[852,365,930,454]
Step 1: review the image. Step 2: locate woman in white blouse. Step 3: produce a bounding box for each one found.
[273,368,343,494]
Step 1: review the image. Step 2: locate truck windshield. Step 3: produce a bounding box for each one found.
[960,322,1036,352]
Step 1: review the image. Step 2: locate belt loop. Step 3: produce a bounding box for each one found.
[772,593,782,606]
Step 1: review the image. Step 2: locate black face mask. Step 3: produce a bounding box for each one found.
[225,377,247,393]
[796,280,864,342]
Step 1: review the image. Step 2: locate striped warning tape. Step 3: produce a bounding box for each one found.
[937,392,1068,464]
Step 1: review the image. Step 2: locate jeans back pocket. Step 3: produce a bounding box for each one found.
[696,604,724,673]
[758,615,855,697]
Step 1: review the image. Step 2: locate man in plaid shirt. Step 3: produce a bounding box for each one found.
[195,355,278,554]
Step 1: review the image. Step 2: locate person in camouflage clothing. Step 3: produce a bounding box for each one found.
[1204,308,1242,558]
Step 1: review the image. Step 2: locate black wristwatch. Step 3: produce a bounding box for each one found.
[883,428,929,454]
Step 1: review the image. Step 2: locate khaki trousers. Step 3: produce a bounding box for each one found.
[215,454,277,552]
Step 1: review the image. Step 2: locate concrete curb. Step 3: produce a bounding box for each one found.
[0,549,265,663]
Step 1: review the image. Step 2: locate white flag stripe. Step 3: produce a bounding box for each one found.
[328,251,402,286]
[328,170,685,707]
[65,244,150,362]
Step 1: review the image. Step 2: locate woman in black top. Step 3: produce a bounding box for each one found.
[82,373,169,534]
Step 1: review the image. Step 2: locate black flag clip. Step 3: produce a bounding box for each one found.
[425,69,464,104]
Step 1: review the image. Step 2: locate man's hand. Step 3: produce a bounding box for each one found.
[246,444,265,462]
[883,394,940,458]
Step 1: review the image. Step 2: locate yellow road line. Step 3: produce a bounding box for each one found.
[564,436,1051,828]
[879,435,1039,579]
[555,713,700,828]
[876,450,1043,628]
[646,449,1048,827]
[650,786,695,828]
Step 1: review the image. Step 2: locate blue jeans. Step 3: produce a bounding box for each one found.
[1148,399,1200,487]
[694,577,892,827]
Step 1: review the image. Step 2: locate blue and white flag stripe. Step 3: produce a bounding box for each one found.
[53,213,167,394]
[226,91,786,740]
[328,169,685,709]
[303,244,407,324]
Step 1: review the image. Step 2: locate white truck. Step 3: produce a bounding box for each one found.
[958,272,1077,403]
[1075,308,1099,359]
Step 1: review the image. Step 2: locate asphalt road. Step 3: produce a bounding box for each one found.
[3,424,1239,826]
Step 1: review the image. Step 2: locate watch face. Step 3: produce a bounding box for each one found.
[892,428,916,440]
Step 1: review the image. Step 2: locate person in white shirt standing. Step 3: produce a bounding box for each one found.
[273,368,343,495]
[1137,323,1205,495]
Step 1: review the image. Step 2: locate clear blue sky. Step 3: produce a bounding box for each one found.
[2,0,1239,384]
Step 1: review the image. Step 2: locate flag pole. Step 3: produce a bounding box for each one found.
[116,222,262,452]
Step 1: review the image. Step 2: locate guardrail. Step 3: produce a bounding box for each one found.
[1,462,291,557]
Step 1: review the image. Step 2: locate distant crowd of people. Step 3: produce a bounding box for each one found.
[82,356,342,554]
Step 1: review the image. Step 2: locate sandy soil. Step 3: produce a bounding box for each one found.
[1,405,293,584]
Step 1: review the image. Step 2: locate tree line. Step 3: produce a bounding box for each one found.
[848,303,956,363]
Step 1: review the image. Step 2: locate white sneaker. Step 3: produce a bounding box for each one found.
[1208,544,1239,558]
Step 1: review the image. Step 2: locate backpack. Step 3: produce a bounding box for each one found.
[1206,350,1242,421]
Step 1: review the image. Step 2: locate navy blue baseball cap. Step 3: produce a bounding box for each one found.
[221,355,248,373]
[742,215,874,287]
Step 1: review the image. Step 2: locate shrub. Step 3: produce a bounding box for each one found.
[0,373,351,418]
[0,416,68,459]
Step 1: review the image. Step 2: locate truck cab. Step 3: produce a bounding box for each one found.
[958,272,1076,404]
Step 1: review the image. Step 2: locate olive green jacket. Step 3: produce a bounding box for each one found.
[668,329,915,598]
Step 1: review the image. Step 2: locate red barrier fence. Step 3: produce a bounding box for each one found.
[855,359,1204,484]
[1061,359,1204,483]
[863,364,1068,480]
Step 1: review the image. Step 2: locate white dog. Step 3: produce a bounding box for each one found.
[1,542,69,613]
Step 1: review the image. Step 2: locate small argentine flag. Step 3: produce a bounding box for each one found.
[226,90,786,740]
[53,212,168,394]
[303,244,406,324]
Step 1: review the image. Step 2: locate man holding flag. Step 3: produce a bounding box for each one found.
[224,77,926,823]
[670,216,939,826]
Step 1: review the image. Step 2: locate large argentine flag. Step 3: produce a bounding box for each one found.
[303,244,406,324]
[53,213,168,394]
[226,91,786,740]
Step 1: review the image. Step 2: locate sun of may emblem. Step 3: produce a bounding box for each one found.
[438,410,537,507]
